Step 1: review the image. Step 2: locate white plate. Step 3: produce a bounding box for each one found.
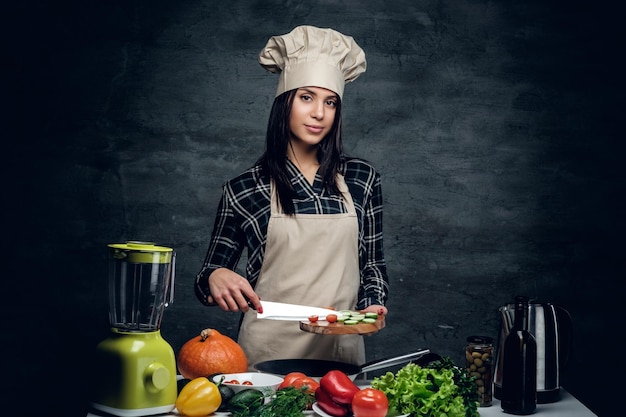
[311,402,335,417]
[211,372,283,394]
[312,402,408,417]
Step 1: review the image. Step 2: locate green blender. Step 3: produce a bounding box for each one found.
[90,241,177,417]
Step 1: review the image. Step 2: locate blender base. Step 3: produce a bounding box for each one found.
[90,402,175,417]
[90,329,177,416]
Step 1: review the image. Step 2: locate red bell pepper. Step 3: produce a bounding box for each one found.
[315,386,351,417]
[319,370,360,405]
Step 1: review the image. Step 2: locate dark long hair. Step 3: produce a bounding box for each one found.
[258,89,345,214]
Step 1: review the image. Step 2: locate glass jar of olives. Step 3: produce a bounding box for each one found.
[466,335,494,407]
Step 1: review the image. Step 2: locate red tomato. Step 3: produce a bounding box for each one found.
[308,315,319,323]
[224,379,240,384]
[242,380,253,385]
[292,376,320,395]
[352,388,389,417]
[326,314,338,323]
[279,372,308,389]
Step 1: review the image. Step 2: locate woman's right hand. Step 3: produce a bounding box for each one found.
[207,268,263,313]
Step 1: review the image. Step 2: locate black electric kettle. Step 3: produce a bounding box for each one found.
[493,299,573,404]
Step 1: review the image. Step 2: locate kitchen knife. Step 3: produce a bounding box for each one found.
[256,301,346,321]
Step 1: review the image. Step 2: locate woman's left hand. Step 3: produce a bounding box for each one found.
[360,304,387,316]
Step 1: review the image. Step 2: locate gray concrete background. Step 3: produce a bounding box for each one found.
[6,1,621,416]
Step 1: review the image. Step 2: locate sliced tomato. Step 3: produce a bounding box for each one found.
[224,379,240,384]
[352,388,389,417]
[326,314,338,323]
[242,380,253,385]
[308,315,319,323]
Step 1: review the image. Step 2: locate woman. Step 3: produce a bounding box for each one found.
[194,25,389,368]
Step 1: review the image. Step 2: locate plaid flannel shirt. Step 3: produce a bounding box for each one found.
[195,158,388,310]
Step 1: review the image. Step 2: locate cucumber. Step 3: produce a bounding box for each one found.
[344,319,360,325]
[364,312,379,319]
[176,378,191,394]
[362,318,377,324]
[217,384,236,411]
[228,388,264,415]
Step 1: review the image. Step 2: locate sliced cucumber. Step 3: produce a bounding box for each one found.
[344,319,360,325]
[364,312,379,319]
[362,318,377,324]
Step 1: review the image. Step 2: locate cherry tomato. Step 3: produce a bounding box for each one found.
[279,372,308,389]
[351,388,389,417]
[292,376,320,395]
[326,314,338,323]
[308,315,319,323]
[224,379,240,384]
[242,380,253,385]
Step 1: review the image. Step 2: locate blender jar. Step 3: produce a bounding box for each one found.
[108,241,175,332]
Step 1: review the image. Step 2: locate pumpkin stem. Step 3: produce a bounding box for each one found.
[200,328,213,342]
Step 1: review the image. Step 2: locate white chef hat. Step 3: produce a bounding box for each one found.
[258,25,366,98]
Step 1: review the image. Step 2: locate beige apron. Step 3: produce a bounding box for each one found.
[238,174,365,369]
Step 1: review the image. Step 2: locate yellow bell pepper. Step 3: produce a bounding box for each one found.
[175,377,222,416]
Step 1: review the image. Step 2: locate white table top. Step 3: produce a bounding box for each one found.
[477,390,596,417]
[87,389,596,417]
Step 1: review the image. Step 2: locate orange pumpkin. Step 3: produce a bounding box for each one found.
[177,328,248,380]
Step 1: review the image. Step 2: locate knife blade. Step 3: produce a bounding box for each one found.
[256,301,346,321]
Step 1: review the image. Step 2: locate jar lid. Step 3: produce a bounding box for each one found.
[467,335,493,344]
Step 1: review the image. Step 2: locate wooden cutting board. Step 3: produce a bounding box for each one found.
[299,316,385,335]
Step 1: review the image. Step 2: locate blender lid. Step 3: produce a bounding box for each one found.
[108,241,173,264]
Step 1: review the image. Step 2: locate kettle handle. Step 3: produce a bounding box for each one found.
[555,305,573,368]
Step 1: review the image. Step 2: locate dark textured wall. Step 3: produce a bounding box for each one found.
[6,1,621,416]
